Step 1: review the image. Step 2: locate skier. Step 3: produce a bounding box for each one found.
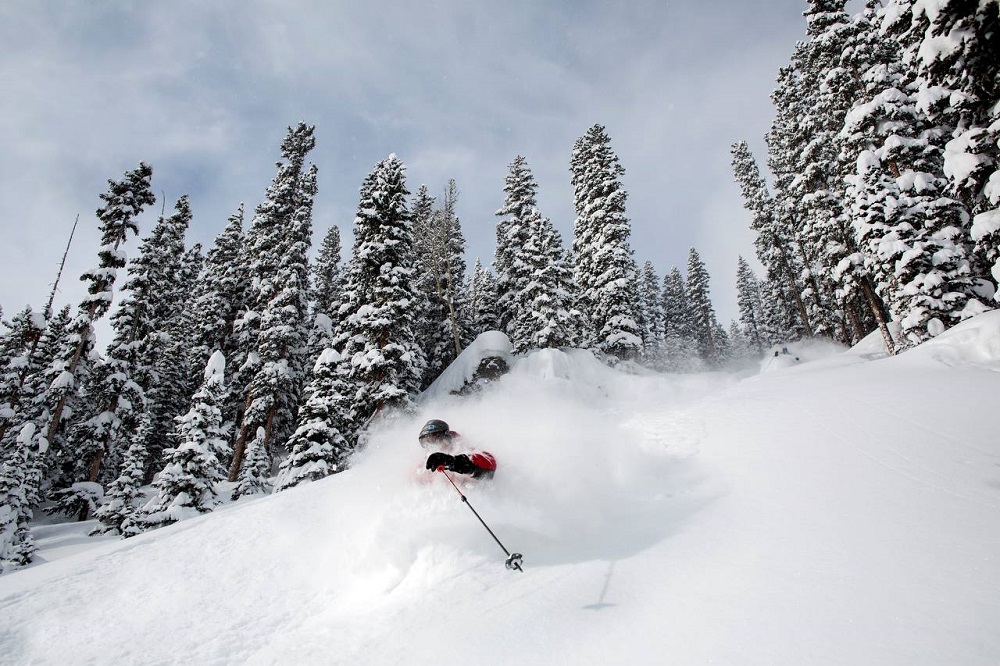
[419,419,497,479]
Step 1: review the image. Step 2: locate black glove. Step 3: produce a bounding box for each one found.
[425,452,477,475]
[426,452,454,471]
[449,454,476,475]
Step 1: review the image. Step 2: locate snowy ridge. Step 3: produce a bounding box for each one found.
[2,313,1000,664]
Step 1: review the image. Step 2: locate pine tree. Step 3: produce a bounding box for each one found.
[731,140,811,339]
[0,423,37,572]
[767,58,840,339]
[0,307,47,444]
[91,425,149,537]
[413,181,468,383]
[736,256,766,354]
[728,320,754,364]
[67,195,191,495]
[902,0,999,295]
[185,204,247,415]
[232,427,271,500]
[660,267,701,372]
[637,261,664,349]
[274,348,351,492]
[10,305,73,497]
[141,351,229,526]
[313,224,345,329]
[518,207,584,351]
[686,248,720,365]
[335,154,425,442]
[495,156,541,348]
[43,164,155,466]
[570,124,642,359]
[466,260,500,337]
[842,2,988,347]
[230,123,317,484]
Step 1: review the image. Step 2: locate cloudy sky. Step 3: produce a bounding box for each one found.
[0,0,817,330]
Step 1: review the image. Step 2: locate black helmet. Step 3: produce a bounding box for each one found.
[419,419,451,442]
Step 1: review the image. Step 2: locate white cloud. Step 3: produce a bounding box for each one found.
[0,0,808,336]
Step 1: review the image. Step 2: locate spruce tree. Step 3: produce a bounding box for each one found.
[313,224,344,330]
[686,248,720,365]
[273,348,351,492]
[413,181,468,383]
[335,154,425,442]
[232,427,271,500]
[843,2,987,347]
[466,260,500,337]
[91,426,149,537]
[141,351,229,526]
[495,156,541,348]
[67,195,191,494]
[230,123,317,484]
[518,208,584,351]
[0,423,36,571]
[10,305,73,496]
[637,261,664,350]
[570,124,642,359]
[731,140,811,339]
[736,257,766,354]
[0,307,46,444]
[185,204,247,409]
[902,0,999,294]
[661,267,701,372]
[44,163,155,464]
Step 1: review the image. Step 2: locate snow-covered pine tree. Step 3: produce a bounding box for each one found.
[736,256,766,354]
[495,156,541,349]
[141,351,229,526]
[144,241,209,479]
[312,224,345,335]
[517,207,584,351]
[335,154,424,444]
[65,195,191,497]
[230,123,317,484]
[570,124,642,359]
[185,204,247,420]
[232,426,270,500]
[637,261,664,353]
[303,225,344,381]
[465,260,500,337]
[43,164,155,462]
[413,181,468,384]
[0,307,47,444]
[686,248,720,366]
[712,321,733,366]
[900,0,999,297]
[91,420,150,537]
[0,423,37,572]
[728,320,753,365]
[273,348,351,492]
[660,267,701,372]
[842,2,987,347]
[3,305,73,501]
[767,59,842,339]
[730,140,811,339]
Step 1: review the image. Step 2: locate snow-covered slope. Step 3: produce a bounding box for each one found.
[3,315,1000,664]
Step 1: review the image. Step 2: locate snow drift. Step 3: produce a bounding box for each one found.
[2,314,1000,664]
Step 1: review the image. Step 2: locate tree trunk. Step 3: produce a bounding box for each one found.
[227,391,256,482]
[859,276,896,355]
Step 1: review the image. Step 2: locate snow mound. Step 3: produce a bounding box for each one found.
[419,330,513,402]
[902,309,1000,368]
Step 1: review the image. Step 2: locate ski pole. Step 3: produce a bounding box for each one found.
[440,469,524,572]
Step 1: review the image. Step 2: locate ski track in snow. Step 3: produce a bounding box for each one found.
[3,317,1000,664]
